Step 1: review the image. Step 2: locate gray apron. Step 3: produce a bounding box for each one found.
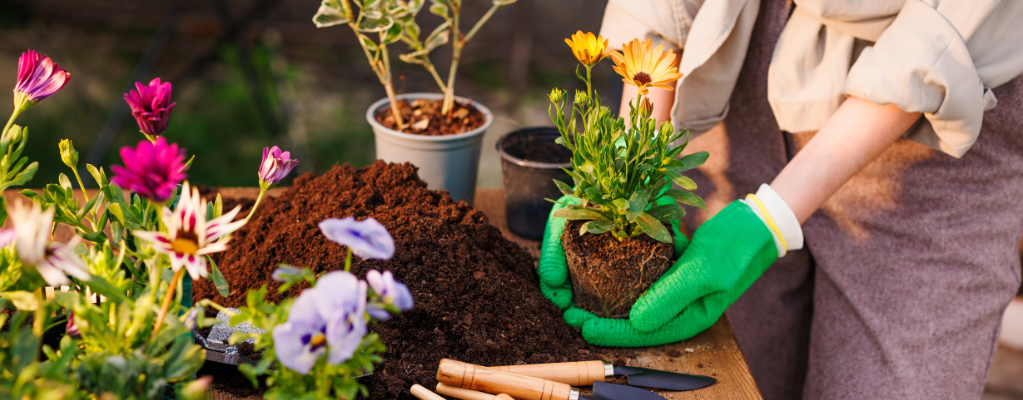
[682,0,1023,398]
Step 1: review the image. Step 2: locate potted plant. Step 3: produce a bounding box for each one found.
[312,0,516,204]
[539,34,708,318]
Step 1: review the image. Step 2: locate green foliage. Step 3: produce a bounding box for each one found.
[547,74,707,243]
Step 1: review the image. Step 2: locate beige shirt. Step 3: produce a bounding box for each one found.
[600,0,1023,158]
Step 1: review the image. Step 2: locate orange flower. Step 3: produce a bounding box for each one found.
[565,31,611,67]
[611,38,682,95]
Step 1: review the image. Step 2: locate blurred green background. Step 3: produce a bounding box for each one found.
[0,0,620,189]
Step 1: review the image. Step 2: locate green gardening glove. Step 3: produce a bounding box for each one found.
[559,200,777,347]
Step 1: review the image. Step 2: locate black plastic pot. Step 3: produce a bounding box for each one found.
[497,127,573,240]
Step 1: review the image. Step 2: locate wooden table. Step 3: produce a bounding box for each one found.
[5,188,762,399]
[474,189,761,400]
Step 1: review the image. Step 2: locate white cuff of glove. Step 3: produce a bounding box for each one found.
[740,184,804,257]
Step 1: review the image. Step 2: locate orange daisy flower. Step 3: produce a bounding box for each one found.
[611,38,682,96]
[565,31,611,67]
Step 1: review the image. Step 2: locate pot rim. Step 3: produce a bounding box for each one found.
[496,127,572,169]
[366,92,494,142]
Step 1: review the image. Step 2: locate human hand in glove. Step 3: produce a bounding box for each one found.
[538,185,802,347]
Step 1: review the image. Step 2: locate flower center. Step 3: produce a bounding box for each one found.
[633,72,652,85]
[309,334,326,348]
[171,231,201,255]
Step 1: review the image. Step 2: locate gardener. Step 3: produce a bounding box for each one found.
[555,1,1023,399]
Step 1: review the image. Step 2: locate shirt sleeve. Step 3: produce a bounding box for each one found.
[599,0,702,51]
[842,0,1023,158]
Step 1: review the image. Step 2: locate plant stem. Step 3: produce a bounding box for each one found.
[585,65,593,105]
[441,10,461,116]
[422,59,448,92]
[245,187,267,222]
[379,40,405,128]
[344,248,352,272]
[152,267,185,340]
[1,108,20,144]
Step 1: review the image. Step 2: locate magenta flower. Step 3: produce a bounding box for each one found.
[258,146,299,186]
[66,311,80,337]
[110,137,187,203]
[124,78,176,138]
[14,50,70,107]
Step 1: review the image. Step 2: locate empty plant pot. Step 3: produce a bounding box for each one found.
[496,127,572,240]
[367,93,493,205]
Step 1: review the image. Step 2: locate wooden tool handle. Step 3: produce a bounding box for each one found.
[437,359,577,400]
[411,384,446,400]
[492,360,610,387]
[436,383,515,400]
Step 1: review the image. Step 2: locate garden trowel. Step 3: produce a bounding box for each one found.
[492,360,716,391]
[437,359,666,400]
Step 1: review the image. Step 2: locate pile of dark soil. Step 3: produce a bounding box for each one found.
[193,161,613,399]
[375,98,485,136]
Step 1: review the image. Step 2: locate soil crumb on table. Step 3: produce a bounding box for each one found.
[193,161,603,399]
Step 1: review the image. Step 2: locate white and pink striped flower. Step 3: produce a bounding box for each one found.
[133,182,246,280]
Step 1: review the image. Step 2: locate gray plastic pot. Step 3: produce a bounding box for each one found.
[367,93,493,205]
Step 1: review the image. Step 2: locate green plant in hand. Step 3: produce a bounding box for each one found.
[549,34,707,243]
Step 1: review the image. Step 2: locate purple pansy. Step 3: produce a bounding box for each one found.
[124,78,176,138]
[110,137,187,204]
[273,271,369,373]
[313,271,368,365]
[318,217,394,260]
[272,290,329,374]
[258,146,299,186]
[366,270,413,321]
[14,50,70,105]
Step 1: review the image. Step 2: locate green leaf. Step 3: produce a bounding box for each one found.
[85,274,129,302]
[626,186,652,221]
[493,0,517,4]
[553,179,575,197]
[583,187,613,208]
[81,231,107,243]
[664,169,698,190]
[553,207,612,222]
[424,21,451,51]
[612,198,630,211]
[678,151,710,171]
[4,161,37,189]
[381,21,403,44]
[312,1,352,27]
[208,256,230,298]
[403,20,421,41]
[664,189,707,211]
[107,202,126,224]
[214,194,223,218]
[647,203,685,221]
[359,15,394,32]
[0,196,6,226]
[58,173,72,191]
[429,2,449,18]
[359,35,379,51]
[580,220,613,235]
[86,164,105,186]
[636,212,672,243]
[0,291,40,310]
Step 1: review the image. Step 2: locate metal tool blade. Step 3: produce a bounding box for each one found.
[584,382,667,400]
[613,366,716,391]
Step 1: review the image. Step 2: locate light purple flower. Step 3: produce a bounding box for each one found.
[183,308,198,330]
[312,271,368,365]
[124,78,176,137]
[0,229,15,247]
[110,137,187,204]
[258,146,299,186]
[319,217,394,260]
[366,270,413,320]
[14,50,70,106]
[272,265,304,282]
[66,311,80,337]
[272,290,328,374]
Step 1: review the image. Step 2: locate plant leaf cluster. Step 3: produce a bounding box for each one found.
[547,72,708,243]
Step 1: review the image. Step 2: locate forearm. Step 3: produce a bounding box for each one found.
[770,96,922,223]
[620,84,676,124]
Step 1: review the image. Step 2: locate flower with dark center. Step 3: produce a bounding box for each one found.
[610,38,683,96]
[124,78,176,139]
[9,202,88,286]
[272,290,330,374]
[14,50,70,109]
[110,137,188,204]
[133,182,246,280]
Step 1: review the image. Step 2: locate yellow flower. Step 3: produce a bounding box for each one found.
[565,31,611,67]
[611,38,682,96]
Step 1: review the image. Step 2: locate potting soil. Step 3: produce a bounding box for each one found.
[192,161,613,399]
[376,99,485,136]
